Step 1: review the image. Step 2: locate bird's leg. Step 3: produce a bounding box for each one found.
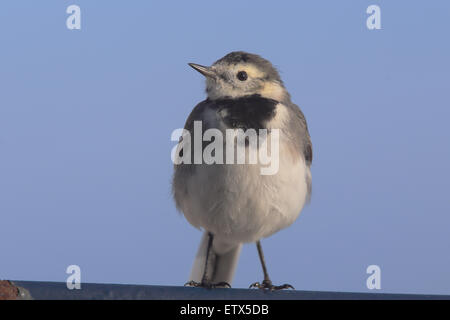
[185,232,231,289]
[200,232,215,285]
[249,240,295,291]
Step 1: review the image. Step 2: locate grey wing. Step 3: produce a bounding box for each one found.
[182,99,211,133]
[286,102,313,200]
[285,102,312,166]
[171,100,212,212]
[299,110,313,167]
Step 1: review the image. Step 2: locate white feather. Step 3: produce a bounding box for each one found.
[182,103,310,285]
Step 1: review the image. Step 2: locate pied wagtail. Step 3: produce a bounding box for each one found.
[172,51,312,290]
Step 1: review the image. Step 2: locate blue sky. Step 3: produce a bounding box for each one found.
[0,0,449,295]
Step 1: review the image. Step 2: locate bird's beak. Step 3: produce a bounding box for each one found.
[188,63,216,79]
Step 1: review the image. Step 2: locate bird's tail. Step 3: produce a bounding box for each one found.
[189,231,242,285]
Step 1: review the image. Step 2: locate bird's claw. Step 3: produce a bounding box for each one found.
[184,280,231,289]
[249,279,294,291]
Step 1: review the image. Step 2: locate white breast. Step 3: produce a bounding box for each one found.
[179,103,309,245]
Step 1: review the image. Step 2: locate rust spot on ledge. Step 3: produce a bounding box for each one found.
[0,280,20,300]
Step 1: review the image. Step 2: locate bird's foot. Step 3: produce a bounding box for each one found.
[249,279,294,291]
[184,280,231,289]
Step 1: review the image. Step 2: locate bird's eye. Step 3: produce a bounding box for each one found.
[236,71,248,81]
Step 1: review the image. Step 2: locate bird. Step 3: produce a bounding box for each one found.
[172,51,312,290]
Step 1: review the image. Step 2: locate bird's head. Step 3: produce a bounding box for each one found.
[189,51,289,102]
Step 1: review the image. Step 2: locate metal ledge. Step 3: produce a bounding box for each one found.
[1,280,448,300]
